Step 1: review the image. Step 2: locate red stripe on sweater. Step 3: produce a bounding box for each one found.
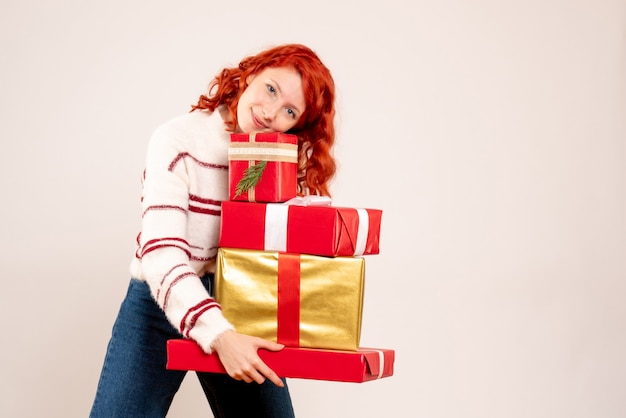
[184,302,222,337]
[188,194,221,215]
[189,195,222,206]
[162,271,195,310]
[141,238,191,259]
[169,152,228,172]
[143,237,189,249]
[159,263,187,288]
[179,298,220,334]
[191,254,217,263]
[188,206,221,215]
[142,205,186,218]
[156,263,187,300]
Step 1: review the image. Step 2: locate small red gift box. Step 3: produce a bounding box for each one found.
[228,132,298,202]
[166,339,395,383]
[218,200,382,257]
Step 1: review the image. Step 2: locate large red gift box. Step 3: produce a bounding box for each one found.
[219,200,382,257]
[228,132,298,202]
[166,339,395,383]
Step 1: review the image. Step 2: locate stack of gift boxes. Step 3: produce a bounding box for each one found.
[166,132,394,383]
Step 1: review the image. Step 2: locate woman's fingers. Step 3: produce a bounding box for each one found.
[256,338,285,352]
[247,337,285,386]
[211,331,285,387]
[234,355,283,386]
[257,362,284,387]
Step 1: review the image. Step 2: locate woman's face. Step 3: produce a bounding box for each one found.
[236,67,306,133]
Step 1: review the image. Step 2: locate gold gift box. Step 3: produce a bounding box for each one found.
[215,247,365,351]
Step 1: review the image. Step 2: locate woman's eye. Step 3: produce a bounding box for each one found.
[286,108,296,119]
[266,84,276,94]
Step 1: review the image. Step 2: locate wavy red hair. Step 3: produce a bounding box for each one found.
[192,44,336,196]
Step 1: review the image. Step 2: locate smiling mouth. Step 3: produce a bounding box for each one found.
[251,110,268,129]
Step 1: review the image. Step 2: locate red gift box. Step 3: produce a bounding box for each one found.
[218,200,382,257]
[229,132,298,202]
[166,339,395,383]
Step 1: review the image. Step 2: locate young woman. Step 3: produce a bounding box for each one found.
[90,44,336,418]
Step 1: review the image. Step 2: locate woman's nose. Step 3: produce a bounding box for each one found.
[262,106,276,120]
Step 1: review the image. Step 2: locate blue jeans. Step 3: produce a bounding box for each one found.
[90,277,295,418]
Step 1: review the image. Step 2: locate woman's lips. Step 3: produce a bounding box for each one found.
[251,110,268,129]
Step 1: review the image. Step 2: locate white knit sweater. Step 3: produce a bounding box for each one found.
[129,109,235,353]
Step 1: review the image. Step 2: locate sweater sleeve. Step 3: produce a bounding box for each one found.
[137,117,234,353]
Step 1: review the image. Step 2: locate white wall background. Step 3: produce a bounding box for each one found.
[1,1,625,417]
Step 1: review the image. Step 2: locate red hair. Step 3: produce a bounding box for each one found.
[192,44,336,196]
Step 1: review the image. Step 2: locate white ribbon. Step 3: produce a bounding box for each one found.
[354,208,369,256]
[265,204,290,251]
[264,196,331,252]
[283,195,332,207]
[264,196,370,256]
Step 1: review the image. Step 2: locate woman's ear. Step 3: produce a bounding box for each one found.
[245,74,255,86]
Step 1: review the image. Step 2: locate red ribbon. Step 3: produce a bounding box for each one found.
[277,253,301,346]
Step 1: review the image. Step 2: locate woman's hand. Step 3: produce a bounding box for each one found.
[211,330,285,387]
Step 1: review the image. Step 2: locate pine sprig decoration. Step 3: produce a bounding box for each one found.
[234,160,268,198]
